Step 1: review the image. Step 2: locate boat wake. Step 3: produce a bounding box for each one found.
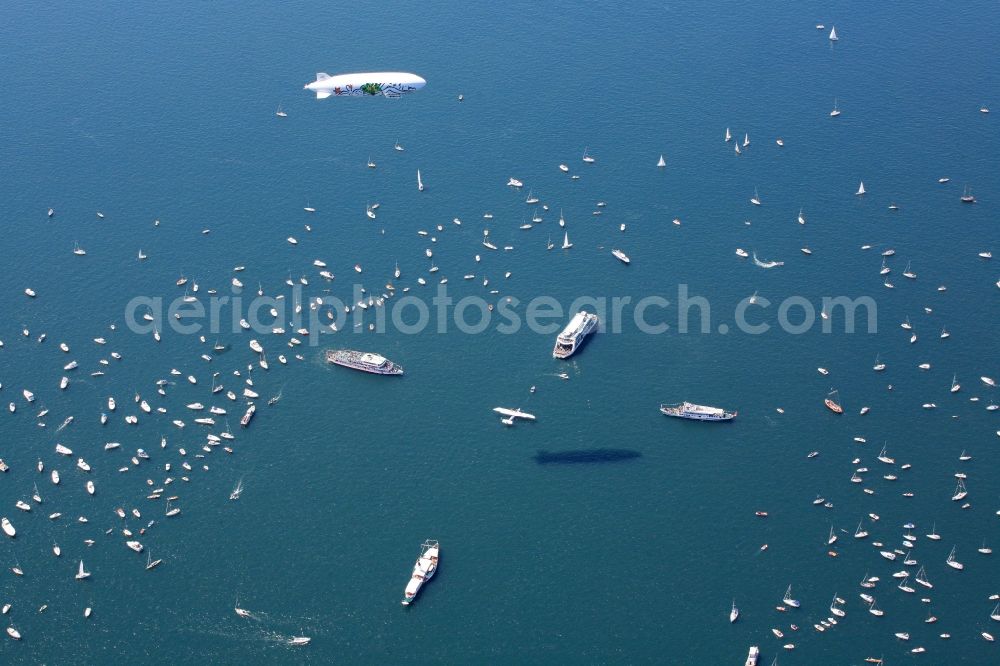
[752,251,784,269]
[535,449,641,464]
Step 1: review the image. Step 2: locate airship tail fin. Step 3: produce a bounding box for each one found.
[315,72,331,81]
[316,91,332,99]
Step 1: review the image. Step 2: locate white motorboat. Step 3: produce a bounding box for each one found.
[401,540,439,605]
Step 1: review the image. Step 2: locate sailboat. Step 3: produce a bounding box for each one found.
[951,375,961,393]
[734,142,741,155]
[939,326,949,339]
[75,560,91,580]
[366,155,376,169]
[951,479,968,501]
[657,155,666,168]
[275,105,287,118]
[946,545,964,570]
[827,525,838,545]
[562,231,572,249]
[824,389,843,414]
[902,261,916,279]
[856,181,866,196]
[797,208,805,224]
[782,584,800,608]
[73,242,86,256]
[877,443,894,464]
[558,209,565,227]
[829,26,838,41]
[394,262,401,279]
[915,565,933,589]
[730,600,739,623]
[926,522,942,540]
[750,187,761,206]
[546,236,554,251]
[417,169,424,192]
[830,99,841,117]
[960,185,975,203]
[830,594,846,617]
[724,127,731,142]
[854,519,868,539]
[868,599,884,616]
[145,551,162,570]
[873,354,885,371]
[230,478,244,500]
[582,147,595,163]
[991,602,1000,622]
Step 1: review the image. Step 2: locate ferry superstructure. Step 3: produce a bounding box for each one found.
[659,402,737,421]
[552,312,599,359]
[326,349,403,375]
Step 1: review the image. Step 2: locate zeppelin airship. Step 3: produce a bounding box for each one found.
[304,72,426,99]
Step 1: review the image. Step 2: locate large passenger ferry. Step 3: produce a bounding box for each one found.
[552,311,599,359]
[325,349,403,375]
[659,402,737,421]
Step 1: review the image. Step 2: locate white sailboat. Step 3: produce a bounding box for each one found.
[230,478,243,500]
[75,560,91,580]
[562,231,572,249]
[275,105,287,118]
[830,99,841,117]
[951,374,961,393]
[750,187,761,206]
[782,584,800,608]
[797,208,805,224]
[946,545,964,570]
[657,154,666,168]
[417,169,424,192]
[829,25,838,41]
[724,127,731,142]
[856,180,866,196]
[730,599,739,623]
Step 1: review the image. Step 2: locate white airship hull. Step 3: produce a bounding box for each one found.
[305,72,426,99]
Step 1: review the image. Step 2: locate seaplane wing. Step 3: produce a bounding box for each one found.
[492,407,536,420]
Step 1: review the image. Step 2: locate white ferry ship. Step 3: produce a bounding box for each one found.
[660,402,737,421]
[745,646,759,666]
[552,311,599,359]
[402,540,439,606]
[326,349,403,375]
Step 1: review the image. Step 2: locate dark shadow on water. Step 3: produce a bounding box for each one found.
[534,449,642,464]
